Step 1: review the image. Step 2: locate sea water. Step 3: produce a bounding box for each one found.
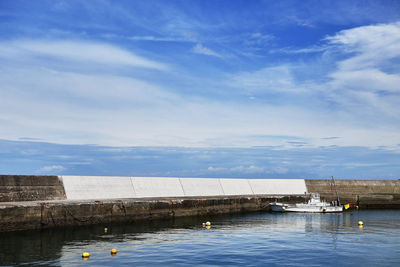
[1,210,399,266]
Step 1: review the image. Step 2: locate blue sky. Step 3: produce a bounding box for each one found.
[0,0,400,178]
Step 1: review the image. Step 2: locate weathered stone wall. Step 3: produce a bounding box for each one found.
[305,179,400,208]
[305,179,400,194]
[0,195,305,232]
[0,175,66,202]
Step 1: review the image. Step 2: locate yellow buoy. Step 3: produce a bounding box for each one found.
[111,248,117,256]
[82,252,90,258]
[358,221,364,226]
[104,227,108,233]
[206,225,211,230]
[205,221,211,226]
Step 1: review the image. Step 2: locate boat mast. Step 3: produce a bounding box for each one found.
[331,176,340,206]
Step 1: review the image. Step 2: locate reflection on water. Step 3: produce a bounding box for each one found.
[1,210,400,266]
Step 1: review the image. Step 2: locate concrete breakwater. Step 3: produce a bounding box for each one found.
[306,179,400,209]
[1,175,400,232]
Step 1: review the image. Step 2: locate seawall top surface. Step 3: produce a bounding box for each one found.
[60,176,308,200]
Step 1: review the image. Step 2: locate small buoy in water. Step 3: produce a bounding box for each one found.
[111,248,117,256]
[358,221,364,226]
[104,227,108,233]
[205,221,211,226]
[202,222,206,227]
[82,252,90,259]
[356,205,359,210]
[206,225,211,230]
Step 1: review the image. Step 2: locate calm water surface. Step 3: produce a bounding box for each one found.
[1,210,400,266]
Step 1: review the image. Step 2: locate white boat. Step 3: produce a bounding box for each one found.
[270,193,343,213]
[270,176,343,213]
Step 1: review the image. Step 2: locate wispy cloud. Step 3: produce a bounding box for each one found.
[228,65,305,95]
[128,35,191,42]
[272,45,328,54]
[243,33,275,47]
[219,21,400,149]
[1,60,399,149]
[287,16,315,28]
[329,68,400,93]
[326,21,400,71]
[1,2,400,152]
[192,43,222,58]
[38,165,66,173]
[18,137,43,141]
[324,21,400,119]
[2,139,400,178]
[0,40,168,70]
[208,165,265,174]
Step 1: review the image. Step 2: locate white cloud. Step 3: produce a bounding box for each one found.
[0,40,168,70]
[288,16,315,28]
[1,27,400,150]
[271,166,289,174]
[192,43,222,58]
[208,165,265,174]
[243,33,275,47]
[218,21,400,150]
[1,63,399,149]
[128,35,190,42]
[324,22,400,118]
[207,166,227,172]
[329,68,400,93]
[326,21,400,71]
[228,65,307,95]
[231,165,265,173]
[272,45,328,54]
[38,165,66,173]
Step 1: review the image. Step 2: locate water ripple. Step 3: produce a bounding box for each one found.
[1,210,399,266]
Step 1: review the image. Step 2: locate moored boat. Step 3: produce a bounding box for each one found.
[270,176,343,213]
[270,193,343,213]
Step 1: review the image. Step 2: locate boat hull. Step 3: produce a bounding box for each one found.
[270,203,288,212]
[270,203,343,213]
[285,205,343,213]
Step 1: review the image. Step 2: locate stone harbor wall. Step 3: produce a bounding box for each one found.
[0,175,399,232]
[0,175,66,202]
[305,179,400,209]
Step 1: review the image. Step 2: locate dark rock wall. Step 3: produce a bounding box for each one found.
[0,195,303,232]
[0,175,67,202]
[305,179,400,208]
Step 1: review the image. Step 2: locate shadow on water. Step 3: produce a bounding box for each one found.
[0,214,232,266]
